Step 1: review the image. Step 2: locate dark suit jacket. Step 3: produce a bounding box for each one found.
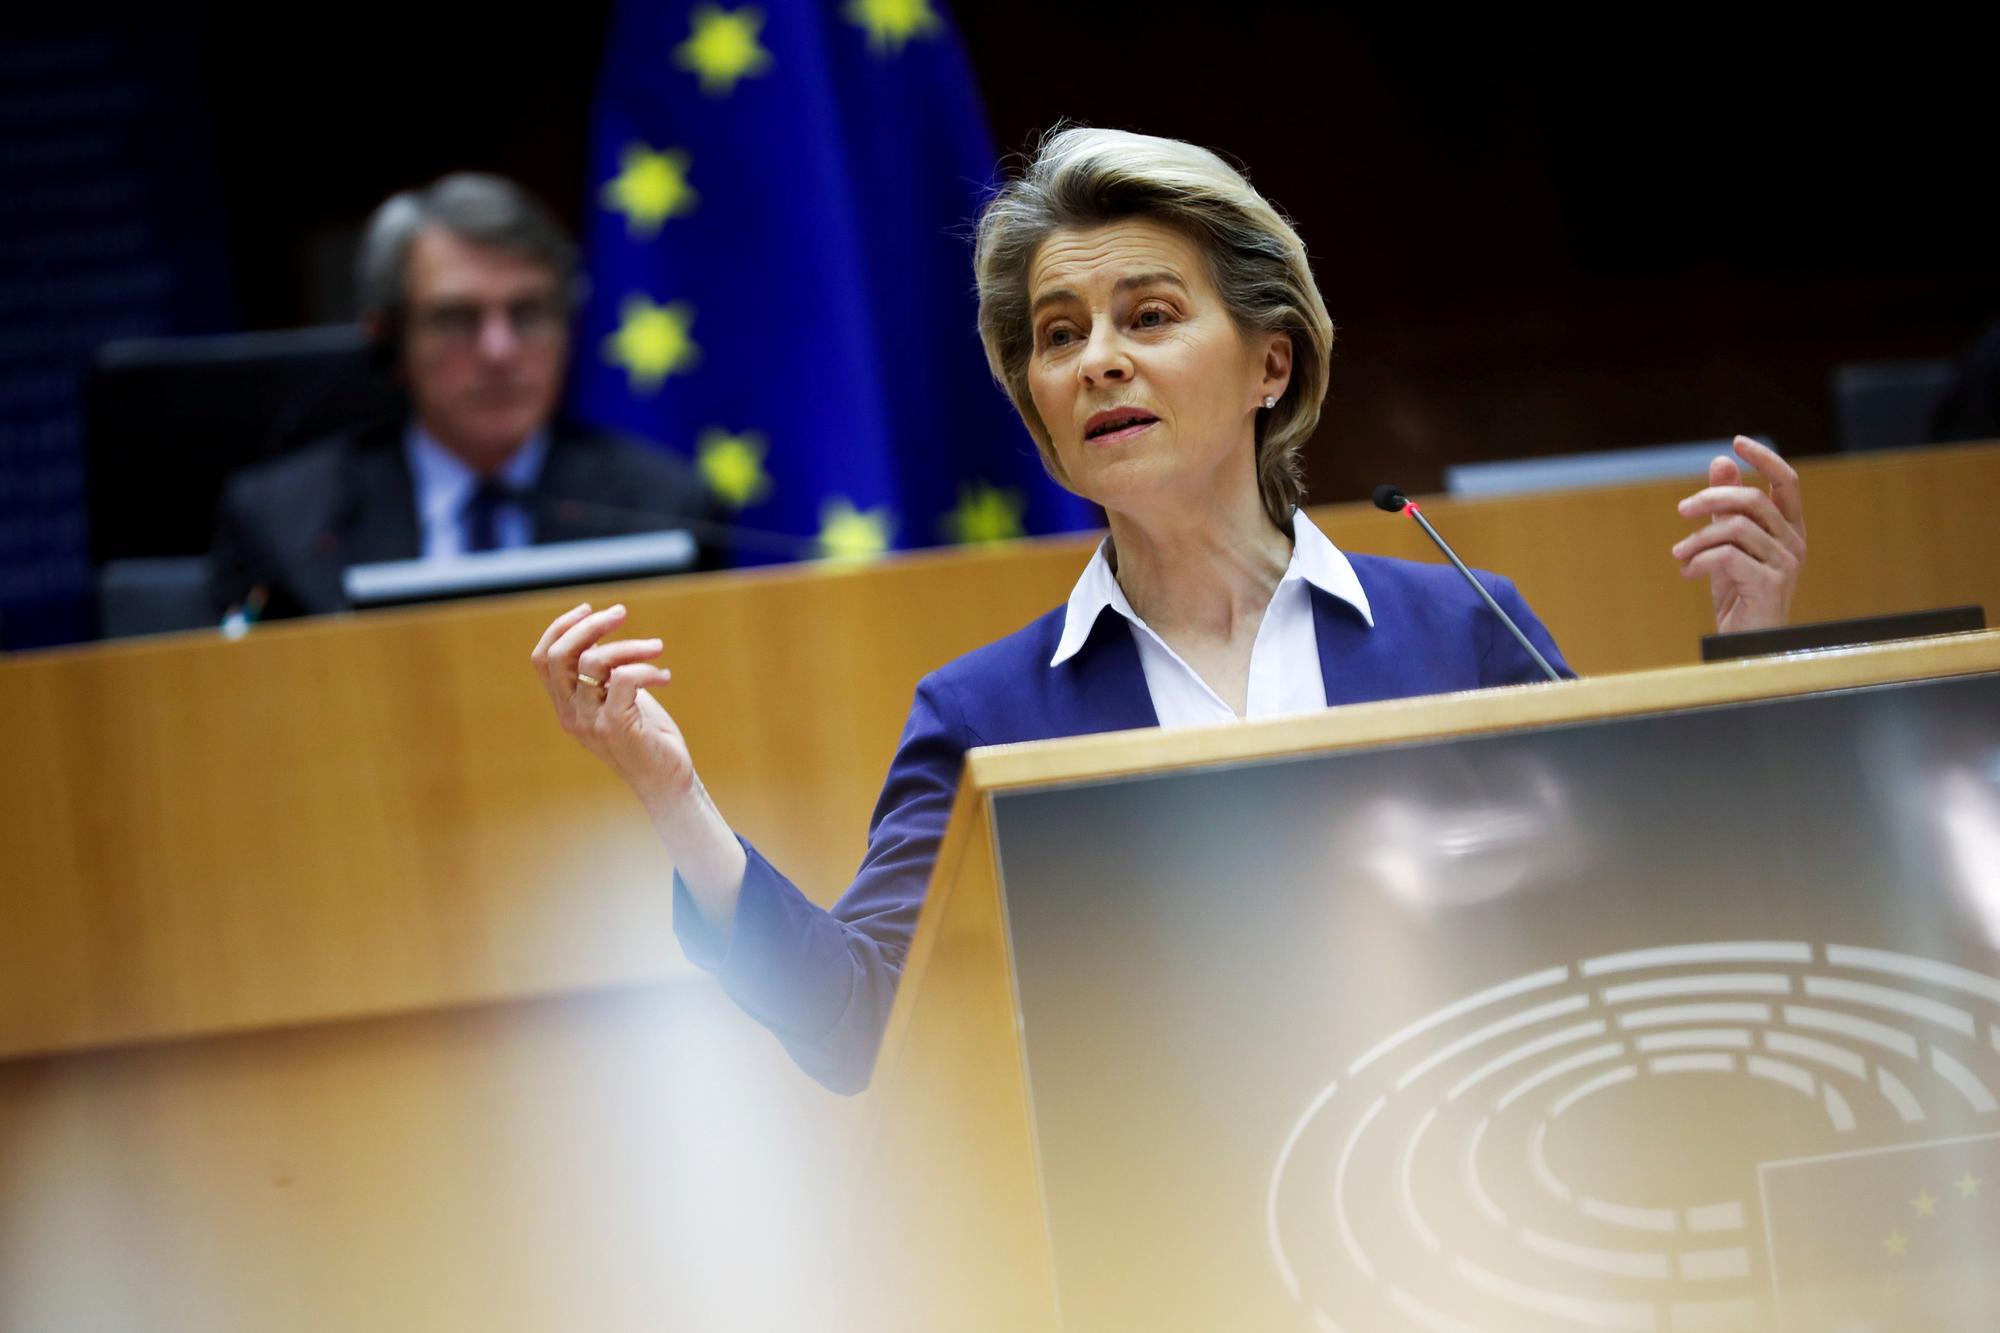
[671,555,1573,1093]
[209,419,717,618]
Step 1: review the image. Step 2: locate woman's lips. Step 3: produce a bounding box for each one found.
[1087,419,1157,446]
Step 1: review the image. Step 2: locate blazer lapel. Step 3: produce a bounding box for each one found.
[341,441,422,566]
[1056,612,1159,736]
[290,429,418,614]
[1310,583,1392,707]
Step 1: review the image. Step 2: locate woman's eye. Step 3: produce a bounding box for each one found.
[1135,307,1168,328]
[1045,326,1075,348]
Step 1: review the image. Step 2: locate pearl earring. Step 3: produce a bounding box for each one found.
[1262,395,1277,409]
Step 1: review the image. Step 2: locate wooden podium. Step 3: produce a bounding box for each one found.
[863,631,2000,1332]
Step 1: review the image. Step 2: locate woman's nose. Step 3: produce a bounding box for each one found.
[1078,326,1130,385]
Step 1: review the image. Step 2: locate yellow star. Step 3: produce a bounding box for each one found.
[696,428,772,508]
[603,295,699,393]
[817,498,894,561]
[601,144,697,237]
[1911,1188,1938,1217]
[940,480,1025,544]
[675,4,774,96]
[1883,1228,1908,1256]
[843,0,941,55]
[1958,1172,1983,1199]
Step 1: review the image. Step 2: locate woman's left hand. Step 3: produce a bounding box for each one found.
[1672,435,1807,634]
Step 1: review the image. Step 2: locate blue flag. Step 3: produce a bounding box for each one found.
[571,0,1094,563]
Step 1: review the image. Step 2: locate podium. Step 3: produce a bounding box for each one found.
[865,631,2000,1332]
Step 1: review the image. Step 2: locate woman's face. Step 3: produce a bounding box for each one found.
[1025,218,1289,520]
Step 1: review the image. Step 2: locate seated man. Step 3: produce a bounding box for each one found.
[211,173,714,620]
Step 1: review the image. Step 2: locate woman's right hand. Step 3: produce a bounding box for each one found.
[531,601,750,932]
[530,602,692,808]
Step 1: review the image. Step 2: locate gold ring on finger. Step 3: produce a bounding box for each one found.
[577,672,603,688]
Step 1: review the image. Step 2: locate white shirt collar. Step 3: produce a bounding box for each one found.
[1049,508,1372,667]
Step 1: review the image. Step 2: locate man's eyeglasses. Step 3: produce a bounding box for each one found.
[414,297,565,345]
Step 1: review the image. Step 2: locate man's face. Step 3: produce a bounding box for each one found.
[397,225,569,473]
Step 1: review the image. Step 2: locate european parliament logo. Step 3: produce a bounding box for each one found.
[1266,940,2000,1331]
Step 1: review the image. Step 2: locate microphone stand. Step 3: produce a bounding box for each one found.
[1372,485,1563,683]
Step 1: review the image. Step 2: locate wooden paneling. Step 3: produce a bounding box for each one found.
[3,444,1997,1060]
[1312,441,2000,677]
[3,446,1997,1331]
[861,782,1057,1328]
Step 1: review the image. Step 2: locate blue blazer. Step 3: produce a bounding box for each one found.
[674,553,1572,1092]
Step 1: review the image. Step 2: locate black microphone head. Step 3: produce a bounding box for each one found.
[1372,483,1409,513]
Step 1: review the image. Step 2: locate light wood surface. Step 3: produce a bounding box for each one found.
[3,443,1996,1063]
[856,779,1057,1329]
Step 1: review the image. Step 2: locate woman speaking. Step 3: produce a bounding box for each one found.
[529,128,1806,1092]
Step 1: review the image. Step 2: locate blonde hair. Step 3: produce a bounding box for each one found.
[974,127,1335,528]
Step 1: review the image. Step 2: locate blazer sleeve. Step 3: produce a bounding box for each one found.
[1473,573,1575,684]
[671,673,974,1094]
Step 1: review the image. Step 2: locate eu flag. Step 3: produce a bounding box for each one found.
[571,0,1094,562]
[1761,1131,2000,1330]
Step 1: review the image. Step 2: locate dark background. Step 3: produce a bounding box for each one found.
[5,0,1995,604]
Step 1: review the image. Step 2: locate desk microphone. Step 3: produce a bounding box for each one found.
[1372,484,1563,683]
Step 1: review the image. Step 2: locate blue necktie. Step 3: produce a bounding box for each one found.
[461,479,523,554]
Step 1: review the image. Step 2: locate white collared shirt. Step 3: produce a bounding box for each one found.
[403,425,551,559]
[1049,509,1373,728]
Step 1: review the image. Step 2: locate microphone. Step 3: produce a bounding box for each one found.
[1372,484,1563,683]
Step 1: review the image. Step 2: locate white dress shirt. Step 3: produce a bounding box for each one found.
[403,426,551,560]
[1049,509,1374,728]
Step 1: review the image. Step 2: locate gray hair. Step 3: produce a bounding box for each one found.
[355,172,580,328]
[973,128,1335,529]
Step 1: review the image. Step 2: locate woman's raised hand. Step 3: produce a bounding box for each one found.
[1672,436,1807,634]
[530,601,749,929]
[531,602,693,806]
